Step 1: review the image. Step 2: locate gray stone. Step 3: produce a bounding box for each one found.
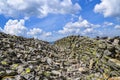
[104,50,112,56]
[51,70,61,76]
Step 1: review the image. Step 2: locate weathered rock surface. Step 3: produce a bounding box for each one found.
[0,32,120,80]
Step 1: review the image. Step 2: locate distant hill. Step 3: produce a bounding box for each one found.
[0,32,120,80]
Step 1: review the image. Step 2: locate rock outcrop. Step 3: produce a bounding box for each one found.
[0,32,120,80]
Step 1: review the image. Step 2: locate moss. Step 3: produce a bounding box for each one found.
[1,61,7,65]
[0,71,4,75]
[103,73,109,79]
[11,64,19,69]
[82,56,87,61]
[86,74,95,80]
[25,68,31,73]
[43,71,51,77]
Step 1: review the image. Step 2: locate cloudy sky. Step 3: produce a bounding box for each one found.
[0,0,120,41]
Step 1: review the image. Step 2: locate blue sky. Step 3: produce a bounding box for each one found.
[0,0,120,41]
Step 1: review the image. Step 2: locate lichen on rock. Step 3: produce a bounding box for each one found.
[0,32,120,80]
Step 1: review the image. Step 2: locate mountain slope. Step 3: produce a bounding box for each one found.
[54,35,120,79]
[0,32,120,80]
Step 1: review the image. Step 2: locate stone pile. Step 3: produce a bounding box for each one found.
[54,36,120,80]
[0,32,120,80]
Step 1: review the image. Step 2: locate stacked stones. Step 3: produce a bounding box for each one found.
[0,32,120,80]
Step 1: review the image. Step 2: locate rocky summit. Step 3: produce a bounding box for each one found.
[0,32,120,80]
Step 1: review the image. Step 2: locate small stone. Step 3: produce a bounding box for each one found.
[51,70,61,76]
[78,67,88,73]
[108,77,120,80]
[89,59,94,69]
[46,57,53,65]
[2,76,15,80]
[17,65,24,74]
[112,39,119,45]
[98,43,106,49]
[43,71,51,77]
[22,73,34,80]
[109,59,120,66]
[104,50,112,56]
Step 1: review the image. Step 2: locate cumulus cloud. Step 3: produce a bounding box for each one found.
[94,0,120,18]
[115,25,120,29]
[0,19,52,40]
[27,28,52,39]
[83,28,93,33]
[58,16,100,35]
[27,28,42,37]
[3,19,27,36]
[0,0,81,18]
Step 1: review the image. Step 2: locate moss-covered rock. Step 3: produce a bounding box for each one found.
[0,32,120,80]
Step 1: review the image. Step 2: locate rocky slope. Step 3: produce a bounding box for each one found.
[0,32,120,80]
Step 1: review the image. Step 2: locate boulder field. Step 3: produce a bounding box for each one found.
[0,32,120,80]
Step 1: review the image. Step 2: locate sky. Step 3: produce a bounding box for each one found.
[0,0,120,41]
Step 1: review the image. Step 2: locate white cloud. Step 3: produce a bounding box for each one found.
[43,32,52,37]
[0,0,81,18]
[115,25,120,29]
[3,19,27,36]
[103,22,114,26]
[58,16,100,35]
[83,28,93,33]
[94,0,120,18]
[27,28,52,39]
[0,19,52,40]
[27,28,42,37]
